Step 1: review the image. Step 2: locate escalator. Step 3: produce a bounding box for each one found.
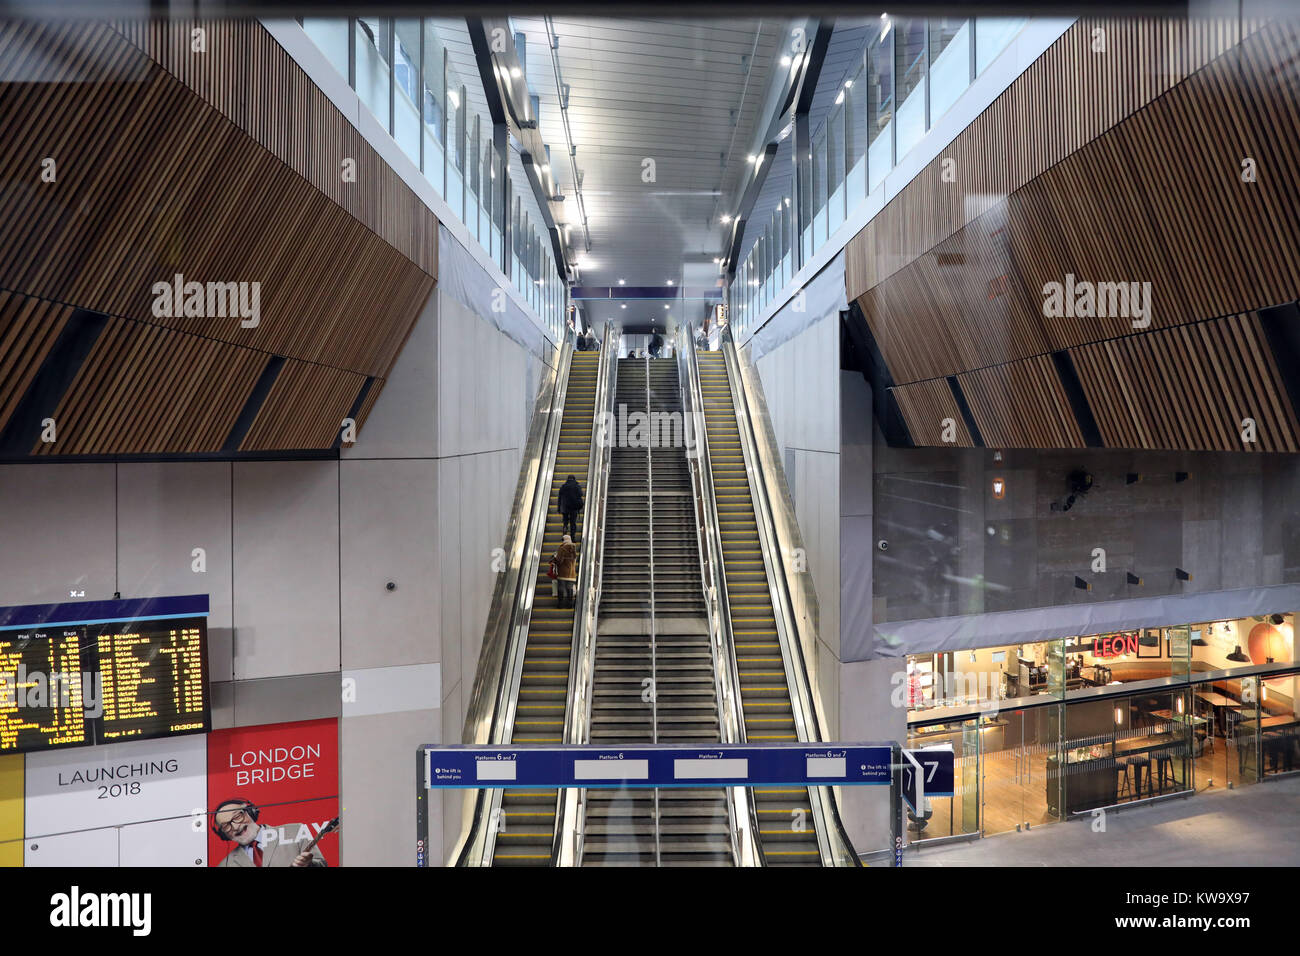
[695,349,822,866]
[580,356,733,866]
[491,349,600,866]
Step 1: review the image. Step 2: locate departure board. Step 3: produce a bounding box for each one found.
[95,619,209,741]
[0,595,210,755]
[0,628,91,753]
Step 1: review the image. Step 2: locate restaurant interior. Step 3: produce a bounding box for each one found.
[903,612,1299,841]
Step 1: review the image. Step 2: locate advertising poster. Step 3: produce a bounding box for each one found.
[206,718,339,868]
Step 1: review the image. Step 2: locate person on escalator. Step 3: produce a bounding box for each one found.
[585,329,598,352]
[649,332,664,358]
[554,534,578,608]
[557,474,584,541]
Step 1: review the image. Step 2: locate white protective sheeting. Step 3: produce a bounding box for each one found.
[743,251,848,363]
[437,224,551,358]
[871,584,1300,658]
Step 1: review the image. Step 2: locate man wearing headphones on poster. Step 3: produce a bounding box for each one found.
[212,798,328,868]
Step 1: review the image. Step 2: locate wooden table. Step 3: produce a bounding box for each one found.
[1196,692,1235,708]
[1151,710,1207,727]
[1195,693,1239,734]
[1261,715,1300,730]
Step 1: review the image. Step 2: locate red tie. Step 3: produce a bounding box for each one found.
[253,844,264,867]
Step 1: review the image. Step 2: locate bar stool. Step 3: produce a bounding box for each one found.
[1128,755,1151,798]
[1115,758,1134,799]
[1263,733,1286,774]
[1154,750,1177,793]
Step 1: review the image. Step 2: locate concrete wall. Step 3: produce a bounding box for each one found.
[752,312,841,730]
[0,267,550,867]
[751,308,903,855]
[872,446,1300,625]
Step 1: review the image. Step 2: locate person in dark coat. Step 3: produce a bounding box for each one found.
[558,474,584,540]
[649,332,664,358]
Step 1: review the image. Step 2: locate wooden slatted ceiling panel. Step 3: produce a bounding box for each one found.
[239,359,367,452]
[844,16,1264,303]
[891,379,973,448]
[0,20,436,381]
[33,315,268,455]
[957,355,1085,449]
[853,17,1300,387]
[112,20,438,276]
[0,291,74,434]
[856,209,1052,386]
[1069,313,1300,452]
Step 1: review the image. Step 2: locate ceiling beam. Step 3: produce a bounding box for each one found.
[466,16,571,282]
[724,18,834,278]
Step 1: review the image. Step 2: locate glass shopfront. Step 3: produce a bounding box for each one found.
[904,610,1300,843]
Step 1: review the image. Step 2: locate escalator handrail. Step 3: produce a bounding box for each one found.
[450,339,575,866]
[678,327,764,866]
[718,325,862,867]
[554,324,618,866]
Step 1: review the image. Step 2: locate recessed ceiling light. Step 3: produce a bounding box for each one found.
[621,304,627,309]
[617,279,625,285]
[780,55,792,67]
[720,214,731,223]
[663,304,669,309]
[844,80,853,89]
[510,66,522,78]
[746,155,757,164]
[784,197,791,207]
[667,279,674,285]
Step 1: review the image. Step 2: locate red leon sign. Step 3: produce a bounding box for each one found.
[1095,633,1138,657]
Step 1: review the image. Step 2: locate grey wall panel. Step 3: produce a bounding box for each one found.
[232,460,340,680]
[341,706,438,866]
[438,678,463,863]
[437,456,463,710]
[0,463,116,607]
[837,658,903,855]
[840,515,876,661]
[116,461,235,680]
[872,448,1300,627]
[840,373,872,515]
[230,671,342,725]
[344,291,439,460]
[340,458,440,670]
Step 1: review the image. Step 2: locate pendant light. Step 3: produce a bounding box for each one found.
[1226,645,1251,663]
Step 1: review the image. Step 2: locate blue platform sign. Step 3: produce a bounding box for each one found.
[423,743,895,790]
[901,746,956,811]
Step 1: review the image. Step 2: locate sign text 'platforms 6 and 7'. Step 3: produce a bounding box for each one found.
[421,743,953,792]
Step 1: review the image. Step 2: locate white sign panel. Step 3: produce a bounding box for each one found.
[26,828,118,867]
[24,735,207,839]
